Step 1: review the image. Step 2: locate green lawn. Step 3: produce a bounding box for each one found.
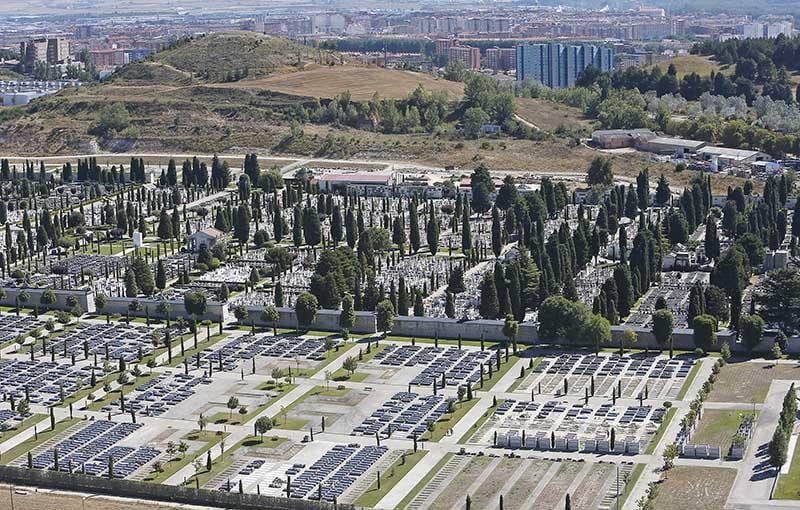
[0,414,47,445]
[308,344,357,376]
[507,357,542,393]
[691,409,757,455]
[271,385,349,431]
[618,463,646,509]
[479,354,520,391]
[207,383,298,426]
[645,407,677,455]
[677,360,703,400]
[2,418,79,465]
[396,453,453,509]
[457,399,501,445]
[143,429,229,484]
[331,369,369,382]
[355,451,427,507]
[775,434,800,499]
[426,398,479,442]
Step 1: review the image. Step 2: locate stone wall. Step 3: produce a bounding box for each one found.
[0,287,95,314]
[100,297,227,323]
[0,465,345,510]
[244,306,376,334]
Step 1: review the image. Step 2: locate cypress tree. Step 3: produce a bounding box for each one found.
[491,206,502,257]
[293,205,303,247]
[479,272,499,320]
[426,202,439,255]
[409,200,420,253]
[345,207,356,248]
[331,205,343,245]
[461,206,472,253]
[155,260,167,291]
[157,208,172,240]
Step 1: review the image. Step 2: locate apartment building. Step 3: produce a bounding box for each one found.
[20,38,70,72]
[486,47,516,72]
[516,42,613,88]
[447,45,481,70]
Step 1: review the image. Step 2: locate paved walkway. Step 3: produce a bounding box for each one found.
[622,356,716,510]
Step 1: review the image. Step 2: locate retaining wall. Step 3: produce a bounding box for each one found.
[0,287,94,314]
[0,465,346,510]
[100,297,226,323]
[244,306,376,334]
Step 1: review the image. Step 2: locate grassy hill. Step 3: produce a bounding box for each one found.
[151,32,325,81]
[107,61,194,87]
[226,65,464,100]
[655,55,732,79]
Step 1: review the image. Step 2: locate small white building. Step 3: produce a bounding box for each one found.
[189,227,226,252]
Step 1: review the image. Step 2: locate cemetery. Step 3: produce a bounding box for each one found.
[515,352,695,400]
[0,153,795,510]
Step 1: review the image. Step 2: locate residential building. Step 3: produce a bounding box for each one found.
[415,17,438,34]
[90,49,126,68]
[435,38,456,57]
[447,45,481,70]
[486,47,516,72]
[20,38,70,72]
[516,42,613,88]
[463,17,511,34]
[47,38,70,65]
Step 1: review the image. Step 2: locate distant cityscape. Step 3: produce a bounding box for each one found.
[0,6,795,97]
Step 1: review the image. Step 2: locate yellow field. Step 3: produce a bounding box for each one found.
[515,98,594,133]
[225,66,465,100]
[656,55,731,78]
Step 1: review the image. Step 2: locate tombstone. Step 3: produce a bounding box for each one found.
[566,433,579,452]
[496,432,507,447]
[523,432,537,449]
[625,438,640,455]
[535,432,549,450]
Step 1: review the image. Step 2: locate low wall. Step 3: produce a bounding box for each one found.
[241,306,796,354]
[244,306,376,334]
[0,465,345,510]
[389,316,538,342]
[100,297,227,323]
[0,287,94,314]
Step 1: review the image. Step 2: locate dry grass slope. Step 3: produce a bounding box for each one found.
[515,97,594,133]
[152,32,321,80]
[656,54,731,78]
[228,65,465,100]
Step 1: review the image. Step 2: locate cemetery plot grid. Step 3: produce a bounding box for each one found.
[517,353,694,400]
[14,420,161,479]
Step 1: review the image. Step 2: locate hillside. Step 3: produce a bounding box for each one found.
[107,61,194,87]
[151,32,326,81]
[655,55,731,79]
[226,65,464,100]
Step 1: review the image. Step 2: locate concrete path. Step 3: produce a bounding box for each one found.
[728,379,796,508]
[622,356,716,510]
